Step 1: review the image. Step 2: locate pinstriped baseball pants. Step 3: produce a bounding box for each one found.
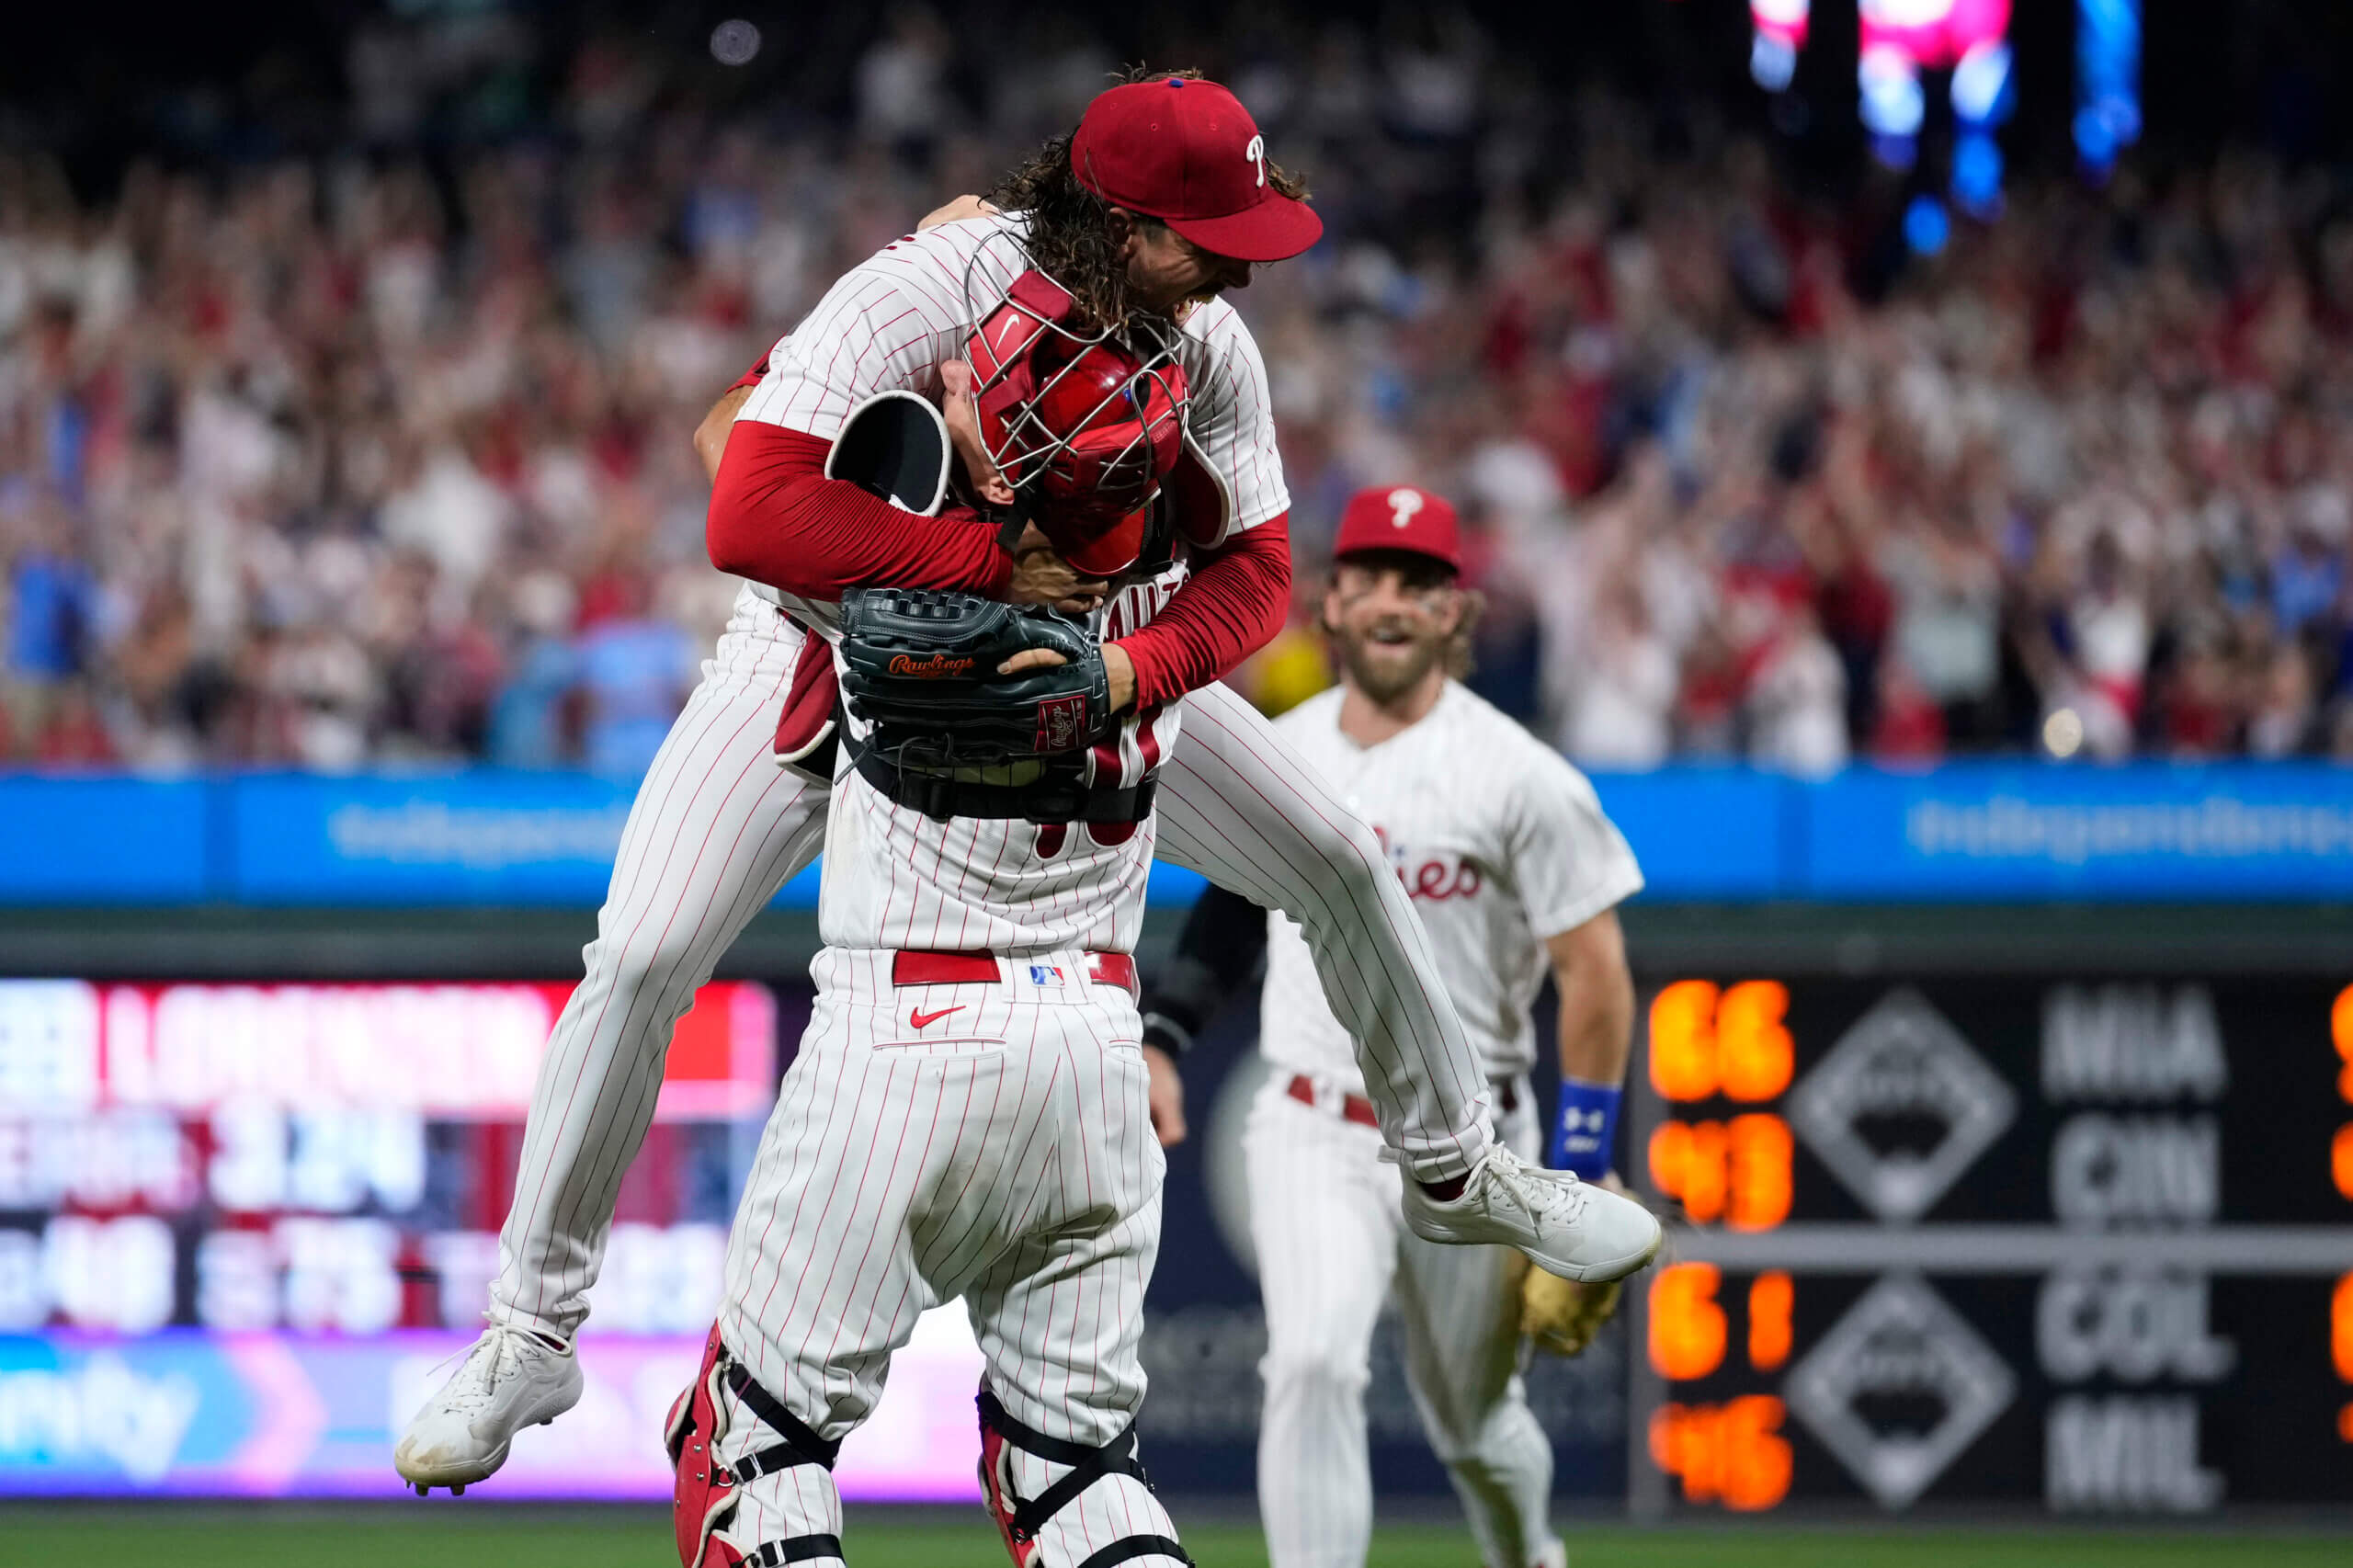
[1247,1074,1559,1568]
[705,949,1180,1566]
[490,586,1494,1340]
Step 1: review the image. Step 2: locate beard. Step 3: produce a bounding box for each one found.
[1334,625,1446,705]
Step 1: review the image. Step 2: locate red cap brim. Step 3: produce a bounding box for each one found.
[1166,193,1324,264]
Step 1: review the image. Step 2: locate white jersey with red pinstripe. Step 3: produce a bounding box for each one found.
[735,212,1280,956]
[1258,681,1643,1086]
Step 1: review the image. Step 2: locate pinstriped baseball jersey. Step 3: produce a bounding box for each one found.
[733,213,1285,956]
[734,211,1289,620]
[1258,681,1643,1083]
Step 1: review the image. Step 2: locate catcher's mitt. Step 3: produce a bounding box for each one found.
[838,587,1114,769]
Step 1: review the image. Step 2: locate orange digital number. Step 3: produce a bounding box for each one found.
[1649,1263,1727,1381]
[2334,1273,2353,1384]
[1650,1120,1728,1222]
[1649,1396,1793,1511]
[1749,1271,1795,1371]
[1651,981,1722,1101]
[1650,980,1792,1104]
[1650,1115,1794,1231]
[1717,982,1795,1101]
[2336,984,2353,1102]
[2335,1126,2353,1204]
[1727,1114,1795,1231]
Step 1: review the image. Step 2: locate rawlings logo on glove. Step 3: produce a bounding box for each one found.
[839,587,1115,773]
[888,653,980,677]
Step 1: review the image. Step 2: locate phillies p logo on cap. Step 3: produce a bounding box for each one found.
[1070,78,1323,264]
[1334,484,1462,571]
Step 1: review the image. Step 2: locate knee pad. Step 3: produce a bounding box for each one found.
[666,1324,845,1566]
[975,1387,1191,1568]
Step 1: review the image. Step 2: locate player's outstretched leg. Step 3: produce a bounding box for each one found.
[397,594,829,1494]
[1156,682,1487,1180]
[1159,683,1661,1282]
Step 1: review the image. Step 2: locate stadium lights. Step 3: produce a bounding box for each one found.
[1749,0,1810,92]
[2075,0,2143,177]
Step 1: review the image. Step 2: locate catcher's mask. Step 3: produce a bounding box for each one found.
[962,256,1189,580]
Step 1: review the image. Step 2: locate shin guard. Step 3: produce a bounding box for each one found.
[667,1324,845,1566]
[974,1387,1190,1568]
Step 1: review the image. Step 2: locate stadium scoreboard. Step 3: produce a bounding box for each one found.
[1633,975,2353,1514]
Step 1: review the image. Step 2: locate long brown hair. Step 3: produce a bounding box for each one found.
[985,64,1310,331]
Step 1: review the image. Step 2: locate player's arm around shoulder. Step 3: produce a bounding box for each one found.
[694,384,756,482]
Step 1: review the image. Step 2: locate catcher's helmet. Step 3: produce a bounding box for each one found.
[962,264,1188,578]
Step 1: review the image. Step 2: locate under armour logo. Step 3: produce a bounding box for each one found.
[1387,488,1425,529]
[1244,134,1267,187]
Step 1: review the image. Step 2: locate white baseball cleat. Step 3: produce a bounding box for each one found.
[394,1322,583,1494]
[1399,1144,1663,1283]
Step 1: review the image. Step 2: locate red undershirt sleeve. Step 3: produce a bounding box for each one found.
[1115,514,1293,710]
[705,422,1014,600]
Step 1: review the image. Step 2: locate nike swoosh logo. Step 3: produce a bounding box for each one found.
[910,1006,965,1029]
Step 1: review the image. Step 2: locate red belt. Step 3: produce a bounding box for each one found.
[1287,1074,1381,1130]
[891,949,1138,998]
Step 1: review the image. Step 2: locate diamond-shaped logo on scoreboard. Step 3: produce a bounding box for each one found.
[1787,987,2016,1222]
[1785,1274,2016,1509]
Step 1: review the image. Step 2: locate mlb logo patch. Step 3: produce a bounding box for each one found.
[1028,964,1066,985]
[1035,693,1087,753]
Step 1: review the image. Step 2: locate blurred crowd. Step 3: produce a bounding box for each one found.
[3,8,2350,773]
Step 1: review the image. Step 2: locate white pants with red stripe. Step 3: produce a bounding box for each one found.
[1247,1072,1558,1568]
[491,585,1493,1339]
[711,949,1180,1567]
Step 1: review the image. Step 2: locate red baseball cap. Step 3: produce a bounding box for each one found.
[1333,484,1461,572]
[1070,77,1324,264]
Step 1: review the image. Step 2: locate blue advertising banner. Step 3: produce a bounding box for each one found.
[0,764,2347,906]
[1588,768,1791,900]
[0,778,210,903]
[230,771,639,905]
[1801,763,2353,901]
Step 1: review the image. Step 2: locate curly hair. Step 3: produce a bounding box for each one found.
[985,64,1309,332]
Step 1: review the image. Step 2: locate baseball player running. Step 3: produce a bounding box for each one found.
[1139,485,1645,1568]
[395,74,1660,1525]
